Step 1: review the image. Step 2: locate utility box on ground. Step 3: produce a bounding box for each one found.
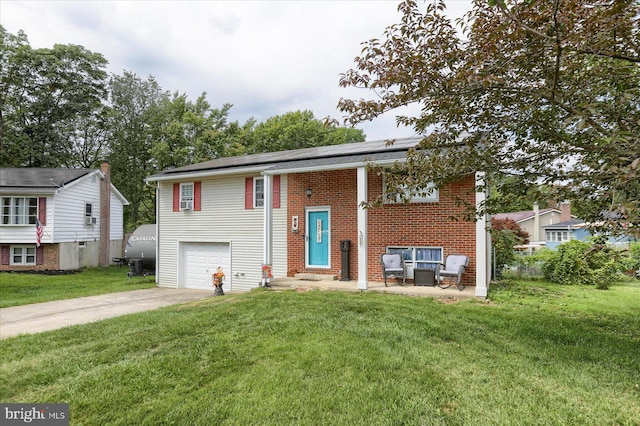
[414,268,436,286]
[340,240,351,281]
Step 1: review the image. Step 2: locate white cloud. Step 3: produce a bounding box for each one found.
[1,0,472,141]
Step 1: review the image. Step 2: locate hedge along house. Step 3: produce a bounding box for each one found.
[146,138,491,298]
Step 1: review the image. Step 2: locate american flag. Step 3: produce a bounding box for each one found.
[35,218,43,247]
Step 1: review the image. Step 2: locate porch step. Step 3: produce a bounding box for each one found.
[294,273,338,282]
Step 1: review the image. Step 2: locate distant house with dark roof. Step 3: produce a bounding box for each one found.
[0,163,129,271]
[542,218,590,249]
[146,138,492,298]
[493,202,574,245]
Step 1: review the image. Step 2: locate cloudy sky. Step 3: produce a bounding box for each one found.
[2,0,472,141]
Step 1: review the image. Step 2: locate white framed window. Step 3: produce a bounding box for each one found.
[546,231,571,242]
[383,179,438,204]
[1,197,38,225]
[79,241,87,248]
[84,203,94,225]
[180,183,194,210]
[254,177,265,208]
[10,245,36,265]
[387,246,443,270]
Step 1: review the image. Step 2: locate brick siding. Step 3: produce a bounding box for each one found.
[287,170,477,286]
[0,244,60,271]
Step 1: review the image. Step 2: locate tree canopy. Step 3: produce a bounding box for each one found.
[1,25,366,230]
[339,0,640,235]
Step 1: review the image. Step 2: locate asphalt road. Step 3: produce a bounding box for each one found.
[0,287,213,339]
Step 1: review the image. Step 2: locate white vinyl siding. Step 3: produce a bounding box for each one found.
[109,191,125,241]
[156,174,288,292]
[53,172,101,242]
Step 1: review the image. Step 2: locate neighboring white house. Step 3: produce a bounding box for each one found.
[146,138,492,298]
[0,163,129,271]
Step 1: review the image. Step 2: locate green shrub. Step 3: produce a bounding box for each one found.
[541,238,627,288]
[492,228,523,278]
[619,242,640,272]
[542,240,592,285]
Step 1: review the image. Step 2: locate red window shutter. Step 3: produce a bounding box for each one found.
[38,197,47,225]
[193,181,201,211]
[245,177,254,209]
[272,175,281,209]
[173,183,180,212]
[36,246,44,265]
[1,246,9,265]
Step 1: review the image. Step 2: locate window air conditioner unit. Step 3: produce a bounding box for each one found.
[180,200,193,210]
[85,216,93,225]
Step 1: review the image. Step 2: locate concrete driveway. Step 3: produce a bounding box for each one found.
[0,287,213,339]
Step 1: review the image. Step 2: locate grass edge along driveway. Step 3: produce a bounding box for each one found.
[0,266,155,308]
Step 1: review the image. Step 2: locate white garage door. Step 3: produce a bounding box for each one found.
[183,243,231,290]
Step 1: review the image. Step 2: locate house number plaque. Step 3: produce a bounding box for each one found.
[316,219,322,243]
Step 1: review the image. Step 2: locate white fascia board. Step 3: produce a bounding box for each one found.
[0,188,57,195]
[110,184,130,205]
[262,158,405,176]
[146,165,267,183]
[56,170,102,193]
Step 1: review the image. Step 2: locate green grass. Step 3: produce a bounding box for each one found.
[1,280,639,425]
[0,266,155,307]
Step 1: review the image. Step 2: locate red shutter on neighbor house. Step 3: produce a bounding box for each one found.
[36,246,44,265]
[38,197,47,225]
[193,181,201,211]
[1,246,9,265]
[173,183,180,212]
[245,177,253,209]
[273,175,280,209]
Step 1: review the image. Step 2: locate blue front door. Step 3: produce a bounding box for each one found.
[307,210,329,268]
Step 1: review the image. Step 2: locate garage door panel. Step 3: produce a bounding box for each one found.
[183,243,230,290]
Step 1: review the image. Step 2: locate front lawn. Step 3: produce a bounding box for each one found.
[1,280,639,425]
[0,266,155,308]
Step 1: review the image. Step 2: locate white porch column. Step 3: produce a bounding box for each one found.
[357,166,368,290]
[263,174,273,286]
[475,171,490,298]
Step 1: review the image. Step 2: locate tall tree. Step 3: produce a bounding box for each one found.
[339,0,640,235]
[0,27,30,165]
[0,26,108,167]
[150,94,237,170]
[107,71,168,229]
[248,110,365,154]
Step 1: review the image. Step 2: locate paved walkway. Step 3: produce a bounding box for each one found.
[0,288,213,339]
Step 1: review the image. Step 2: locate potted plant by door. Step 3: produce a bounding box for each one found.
[212,267,225,296]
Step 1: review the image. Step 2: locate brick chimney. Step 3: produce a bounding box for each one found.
[560,201,571,222]
[532,202,540,242]
[99,161,111,266]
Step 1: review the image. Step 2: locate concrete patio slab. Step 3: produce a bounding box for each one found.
[269,277,478,299]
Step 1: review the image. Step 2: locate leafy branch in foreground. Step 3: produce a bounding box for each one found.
[339,0,640,236]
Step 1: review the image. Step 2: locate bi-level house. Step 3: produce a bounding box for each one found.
[146,138,492,298]
[0,163,129,271]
